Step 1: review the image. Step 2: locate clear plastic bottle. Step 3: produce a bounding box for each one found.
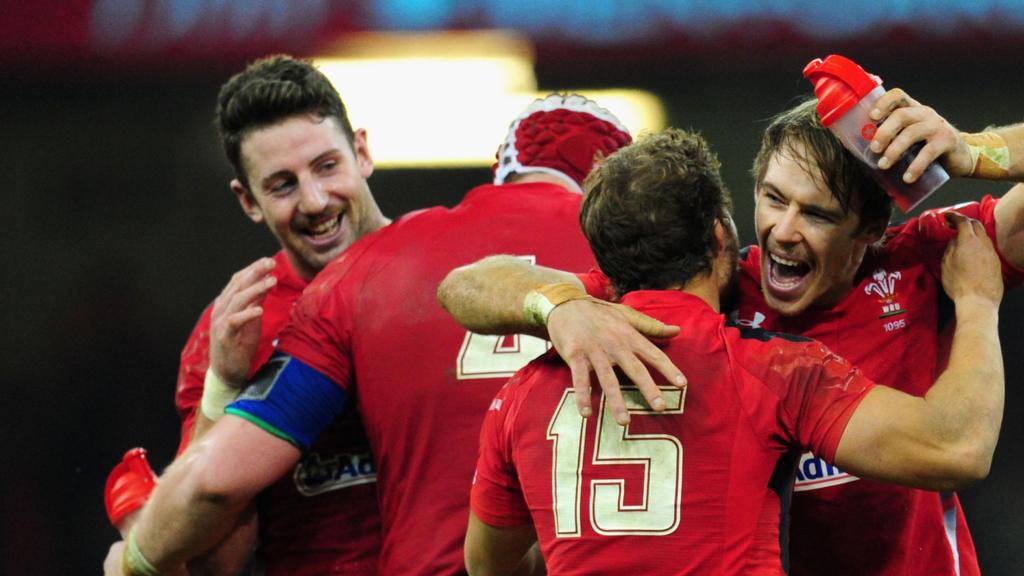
[803,55,948,212]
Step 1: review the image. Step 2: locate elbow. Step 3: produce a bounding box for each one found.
[929,444,994,490]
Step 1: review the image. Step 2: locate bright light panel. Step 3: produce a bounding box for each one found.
[313,33,666,168]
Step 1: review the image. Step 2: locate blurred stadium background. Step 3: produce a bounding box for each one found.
[2,1,1023,572]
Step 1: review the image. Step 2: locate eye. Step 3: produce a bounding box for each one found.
[317,159,339,174]
[805,211,834,224]
[765,191,785,205]
[268,178,296,195]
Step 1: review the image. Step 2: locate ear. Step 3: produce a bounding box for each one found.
[231,179,264,224]
[351,128,374,179]
[857,217,887,246]
[713,218,727,254]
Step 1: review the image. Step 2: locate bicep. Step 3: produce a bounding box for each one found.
[995,183,1024,270]
[832,386,951,489]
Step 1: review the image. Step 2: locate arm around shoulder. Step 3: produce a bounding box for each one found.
[437,254,581,338]
[834,215,1004,491]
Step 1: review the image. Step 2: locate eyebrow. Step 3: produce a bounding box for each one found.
[760,181,845,220]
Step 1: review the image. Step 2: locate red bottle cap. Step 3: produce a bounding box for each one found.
[104,447,158,527]
[802,55,881,127]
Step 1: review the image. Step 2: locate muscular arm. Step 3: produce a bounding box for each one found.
[464,511,544,576]
[438,254,581,338]
[995,182,1024,270]
[128,416,300,573]
[834,214,1004,491]
[438,255,684,424]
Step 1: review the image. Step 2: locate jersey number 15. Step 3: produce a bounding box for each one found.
[547,387,685,537]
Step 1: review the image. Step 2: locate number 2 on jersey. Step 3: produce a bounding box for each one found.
[547,387,685,537]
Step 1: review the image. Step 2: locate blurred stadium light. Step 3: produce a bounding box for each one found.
[313,32,667,168]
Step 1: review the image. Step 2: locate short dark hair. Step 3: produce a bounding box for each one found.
[751,98,892,233]
[580,128,732,297]
[215,54,355,187]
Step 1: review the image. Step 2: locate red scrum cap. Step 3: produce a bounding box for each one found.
[104,447,158,527]
[494,94,632,194]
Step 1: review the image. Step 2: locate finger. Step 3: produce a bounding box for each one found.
[590,354,630,426]
[224,306,264,333]
[871,107,932,162]
[220,257,276,299]
[568,355,595,418]
[901,140,946,184]
[869,88,919,121]
[633,339,687,389]
[616,305,681,339]
[222,275,277,314]
[610,352,665,412]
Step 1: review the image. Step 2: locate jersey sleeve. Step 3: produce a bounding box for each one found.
[743,338,876,462]
[174,304,214,455]
[470,381,532,528]
[276,272,356,390]
[576,268,616,301]
[908,195,1024,287]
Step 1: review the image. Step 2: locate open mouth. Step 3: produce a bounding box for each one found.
[766,251,812,298]
[301,211,346,248]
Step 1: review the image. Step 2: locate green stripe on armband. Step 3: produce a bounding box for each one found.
[224,408,303,449]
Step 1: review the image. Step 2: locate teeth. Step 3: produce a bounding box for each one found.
[309,216,339,236]
[770,253,803,267]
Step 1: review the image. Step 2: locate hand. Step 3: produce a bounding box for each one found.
[209,257,277,386]
[868,88,973,181]
[940,212,1004,307]
[547,298,685,426]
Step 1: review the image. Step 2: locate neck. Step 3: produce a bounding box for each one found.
[680,274,721,312]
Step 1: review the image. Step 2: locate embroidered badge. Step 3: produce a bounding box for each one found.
[864,268,906,319]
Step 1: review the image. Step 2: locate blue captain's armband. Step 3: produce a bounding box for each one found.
[225,353,347,450]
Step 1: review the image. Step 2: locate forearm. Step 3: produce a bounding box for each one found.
[922,297,1004,472]
[127,417,299,574]
[129,448,250,572]
[437,255,581,337]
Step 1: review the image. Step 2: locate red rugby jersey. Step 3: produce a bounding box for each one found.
[579,195,1021,575]
[277,182,600,575]
[174,249,381,575]
[734,196,1022,576]
[472,290,875,575]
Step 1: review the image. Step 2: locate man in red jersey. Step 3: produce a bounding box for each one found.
[106,93,635,576]
[440,90,1024,575]
[464,127,1005,576]
[103,55,389,575]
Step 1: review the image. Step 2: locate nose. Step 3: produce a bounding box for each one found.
[772,206,803,244]
[297,177,329,214]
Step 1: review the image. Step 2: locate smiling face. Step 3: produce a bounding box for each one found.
[754,143,882,316]
[232,114,386,280]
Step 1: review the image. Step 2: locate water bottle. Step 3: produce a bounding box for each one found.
[803,55,948,213]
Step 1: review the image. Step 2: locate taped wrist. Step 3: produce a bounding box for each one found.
[523,282,589,327]
[200,368,240,421]
[963,132,1010,179]
[123,527,161,576]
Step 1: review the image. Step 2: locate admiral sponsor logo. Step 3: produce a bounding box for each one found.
[864,268,908,320]
[793,452,859,492]
[293,450,377,496]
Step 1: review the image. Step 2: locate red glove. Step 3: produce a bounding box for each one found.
[104,448,157,528]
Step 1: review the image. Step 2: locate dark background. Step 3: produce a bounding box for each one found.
[2,7,1022,573]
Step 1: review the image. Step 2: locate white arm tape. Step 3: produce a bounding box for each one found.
[200,368,240,421]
